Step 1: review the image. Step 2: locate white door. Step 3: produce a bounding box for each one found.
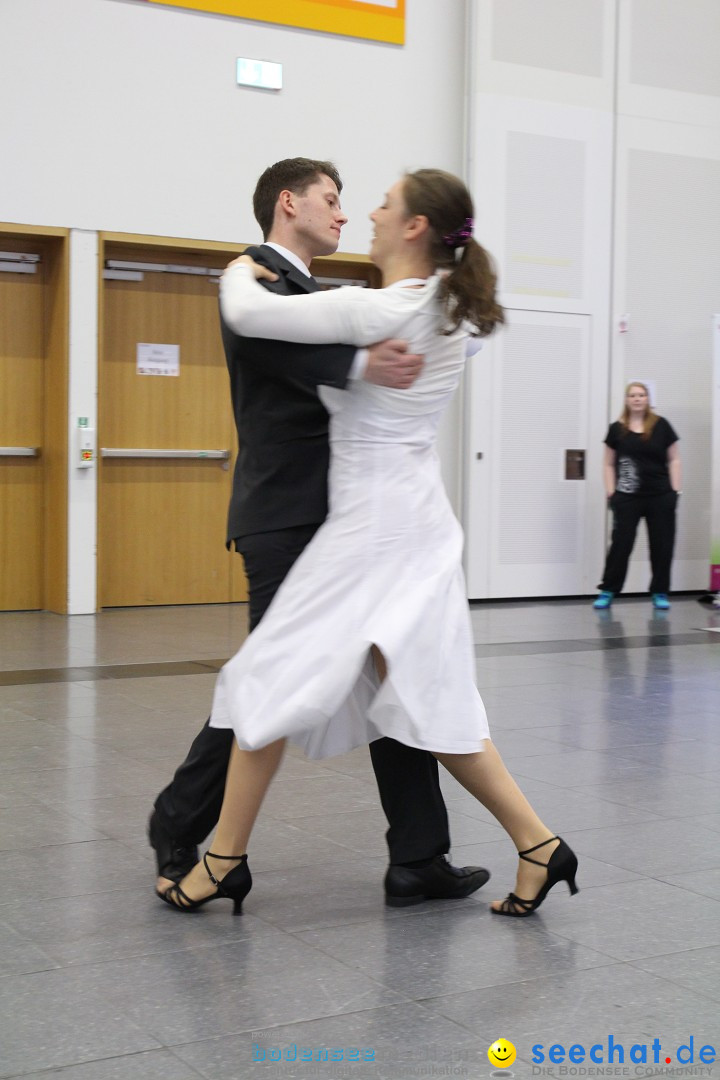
[611,115,720,594]
[463,309,598,598]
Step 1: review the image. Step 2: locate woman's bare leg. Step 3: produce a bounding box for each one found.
[435,741,559,910]
[165,738,286,902]
[371,645,387,681]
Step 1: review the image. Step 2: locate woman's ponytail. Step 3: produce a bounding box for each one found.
[402,169,504,338]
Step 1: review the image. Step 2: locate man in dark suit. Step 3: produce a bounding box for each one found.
[149,158,489,906]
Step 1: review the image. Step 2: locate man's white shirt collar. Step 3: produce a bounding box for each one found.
[263,242,312,279]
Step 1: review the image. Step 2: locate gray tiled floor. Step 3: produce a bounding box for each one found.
[0,597,719,1079]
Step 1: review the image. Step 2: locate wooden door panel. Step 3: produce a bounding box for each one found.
[100,459,232,606]
[0,267,45,611]
[100,257,246,607]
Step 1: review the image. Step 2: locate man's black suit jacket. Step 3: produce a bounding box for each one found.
[221,245,356,545]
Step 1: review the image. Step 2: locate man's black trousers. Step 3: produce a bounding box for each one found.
[153,524,450,864]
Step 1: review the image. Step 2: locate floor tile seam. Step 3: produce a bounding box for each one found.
[413,956,625,1018]
[622,978,719,1008]
[506,737,691,755]
[566,865,720,895]
[506,765,664,795]
[617,942,720,975]
[1,788,160,808]
[419,956,718,1024]
[258,835,384,862]
[554,775,701,799]
[473,632,716,657]
[0,726,135,759]
[654,865,720,889]
[564,819,720,843]
[0,833,112,857]
[254,851,387,874]
[543,797,671,825]
[1,629,717,686]
[250,911,402,935]
[0,661,225,688]
[261,810,380,834]
[491,738,607,757]
[178,973,411,1037]
[443,806,506,831]
[264,773,378,789]
[34,799,146,834]
[266,802,384,826]
[529,920,720,966]
[659,811,720,831]
[0,960,60,982]
[289,925,417,992]
[561,786,720,812]
[628,943,720,967]
[5,1045,171,1080]
[22,934,263,973]
[253,850,384,872]
[0,882,162,913]
[258,896,486,932]
[158,1002,423,1051]
[0,858,394,912]
[494,741,668,762]
[164,1047,210,1080]
[311,763,377,781]
[0,930,296,983]
[0,867,159,893]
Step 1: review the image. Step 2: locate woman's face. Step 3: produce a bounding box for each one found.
[369,179,409,266]
[626,385,649,413]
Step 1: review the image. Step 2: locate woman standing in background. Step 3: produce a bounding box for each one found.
[593,382,681,611]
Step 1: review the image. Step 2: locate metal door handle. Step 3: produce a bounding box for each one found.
[0,446,39,457]
[100,448,230,459]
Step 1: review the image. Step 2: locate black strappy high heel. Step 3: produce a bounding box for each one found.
[158,852,251,915]
[492,836,578,918]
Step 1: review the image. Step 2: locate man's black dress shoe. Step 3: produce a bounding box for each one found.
[148,810,198,883]
[384,855,490,907]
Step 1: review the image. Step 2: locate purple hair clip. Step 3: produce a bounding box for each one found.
[442,216,474,248]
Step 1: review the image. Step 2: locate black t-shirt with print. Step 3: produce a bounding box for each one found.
[604,416,678,496]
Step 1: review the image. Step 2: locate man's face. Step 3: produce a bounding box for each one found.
[290,174,348,258]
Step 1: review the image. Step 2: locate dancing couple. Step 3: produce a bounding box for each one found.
[150,159,579,920]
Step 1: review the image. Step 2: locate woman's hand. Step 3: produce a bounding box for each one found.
[224,254,279,282]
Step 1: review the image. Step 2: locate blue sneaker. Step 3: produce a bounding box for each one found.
[593,591,613,610]
[652,593,670,610]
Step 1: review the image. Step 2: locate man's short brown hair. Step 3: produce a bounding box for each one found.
[253,158,343,239]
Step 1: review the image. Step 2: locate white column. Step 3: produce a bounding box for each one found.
[67,228,99,614]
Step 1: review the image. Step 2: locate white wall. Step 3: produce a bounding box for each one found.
[1,0,470,610]
[463,0,720,599]
[1,0,467,253]
[612,0,720,593]
[463,0,615,598]
[5,0,717,607]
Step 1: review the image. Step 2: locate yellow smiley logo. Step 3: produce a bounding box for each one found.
[488,1039,517,1069]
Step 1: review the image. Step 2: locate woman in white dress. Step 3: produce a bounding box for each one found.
[160,170,579,918]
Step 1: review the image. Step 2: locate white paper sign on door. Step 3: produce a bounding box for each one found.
[137,343,180,377]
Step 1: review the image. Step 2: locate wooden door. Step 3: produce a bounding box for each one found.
[0,247,45,610]
[99,242,247,607]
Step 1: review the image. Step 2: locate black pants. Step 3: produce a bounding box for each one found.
[154,524,450,864]
[600,491,677,595]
